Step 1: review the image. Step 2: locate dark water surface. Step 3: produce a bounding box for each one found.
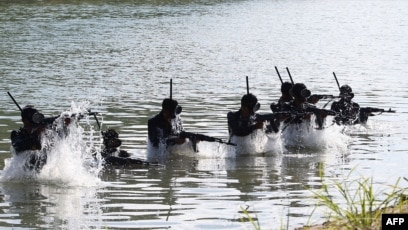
[0,0,407,229]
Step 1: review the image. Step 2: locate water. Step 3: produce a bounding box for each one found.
[1,0,408,229]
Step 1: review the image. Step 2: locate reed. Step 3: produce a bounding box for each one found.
[239,168,407,230]
[308,166,408,229]
[239,205,292,230]
[239,205,261,230]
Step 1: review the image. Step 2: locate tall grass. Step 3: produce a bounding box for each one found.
[309,166,408,229]
[239,205,261,230]
[239,205,292,230]
[238,167,407,230]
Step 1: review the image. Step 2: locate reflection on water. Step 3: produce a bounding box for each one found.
[1,0,408,229]
[0,182,103,229]
[0,151,332,228]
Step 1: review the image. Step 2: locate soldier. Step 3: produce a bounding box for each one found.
[288,83,334,129]
[271,81,293,113]
[331,85,361,125]
[10,105,50,171]
[148,98,185,148]
[100,129,147,166]
[227,93,264,138]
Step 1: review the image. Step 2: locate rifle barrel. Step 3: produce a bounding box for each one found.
[180,131,236,146]
[361,107,396,113]
[286,67,294,85]
[333,72,341,91]
[93,113,101,130]
[311,94,338,100]
[7,92,23,112]
[275,66,283,85]
[246,76,249,95]
[170,79,173,100]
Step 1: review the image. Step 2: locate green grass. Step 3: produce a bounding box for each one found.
[239,204,292,230]
[238,166,408,230]
[239,205,261,230]
[308,166,408,229]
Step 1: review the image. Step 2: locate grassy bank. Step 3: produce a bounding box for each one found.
[238,168,407,230]
[297,203,408,230]
[297,169,408,230]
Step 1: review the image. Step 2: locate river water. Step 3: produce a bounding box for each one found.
[0,0,407,229]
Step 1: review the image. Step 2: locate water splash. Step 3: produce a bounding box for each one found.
[146,119,350,161]
[231,129,285,156]
[282,121,350,152]
[146,140,170,163]
[146,130,284,160]
[0,101,103,187]
[193,141,236,158]
[146,138,236,163]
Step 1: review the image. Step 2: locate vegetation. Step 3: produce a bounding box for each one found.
[239,204,291,230]
[239,167,408,230]
[302,168,408,230]
[240,205,261,230]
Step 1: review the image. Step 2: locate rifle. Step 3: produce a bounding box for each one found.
[179,131,236,152]
[90,112,101,130]
[304,104,337,116]
[246,76,250,95]
[333,72,341,91]
[309,94,339,100]
[255,112,293,133]
[274,66,284,85]
[255,112,292,122]
[357,107,396,124]
[36,111,99,124]
[360,107,396,114]
[7,92,23,112]
[7,91,57,126]
[36,115,60,126]
[303,104,337,129]
[332,72,355,101]
[286,67,295,85]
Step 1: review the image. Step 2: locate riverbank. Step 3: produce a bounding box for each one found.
[296,203,408,230]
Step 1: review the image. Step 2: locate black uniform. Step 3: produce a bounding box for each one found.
[331,99,360,125]
[10,127,47,172]
[100,129,148,166]
[102,151,146,166]
[11,128,42,152]
[148,111,184,147]
[227,110,259,137]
